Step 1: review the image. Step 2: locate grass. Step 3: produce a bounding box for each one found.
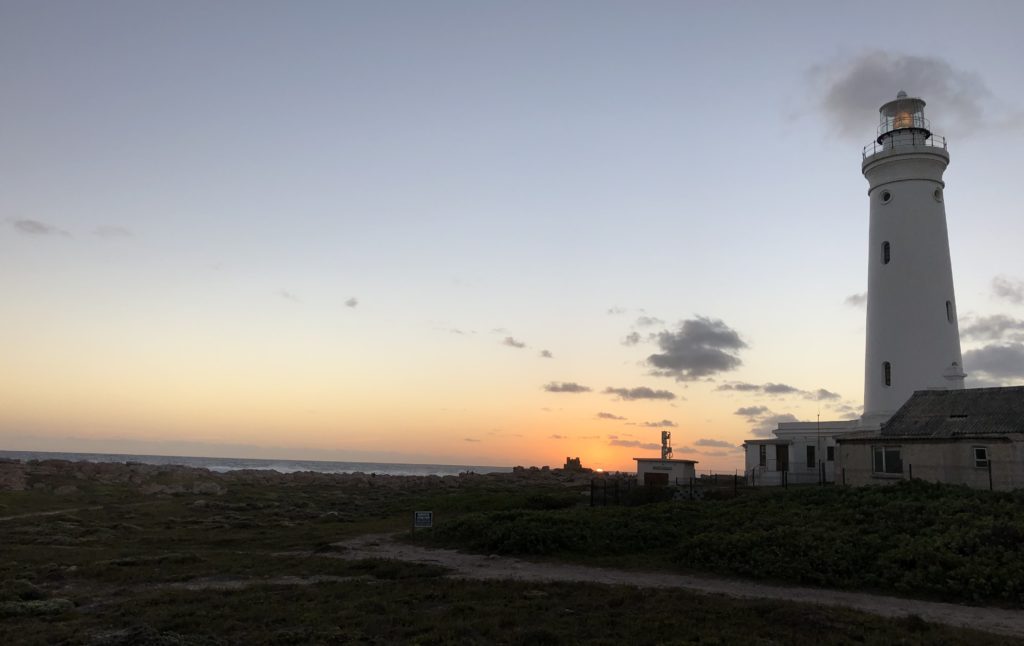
[1,465,1020,643]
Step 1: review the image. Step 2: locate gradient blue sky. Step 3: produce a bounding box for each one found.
[3,1,1023,470]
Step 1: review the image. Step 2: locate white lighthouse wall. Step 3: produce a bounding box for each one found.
[862,147,964,423]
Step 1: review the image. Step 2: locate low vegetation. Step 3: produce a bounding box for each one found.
[416,480,1024,605]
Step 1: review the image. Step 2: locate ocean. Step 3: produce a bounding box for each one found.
[0,450,512,477]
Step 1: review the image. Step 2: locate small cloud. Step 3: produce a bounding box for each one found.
[539,349,553,358]
[11,219,69,237]
[622,332,642,346]
[603,386,676,401]
[717,382,762,392]
[961,314,1024,342]
[596,412,626,421]
[734,405,769,417]
[93,225,132,238]
[641,420,677,428]
[763,383,799,395]
[701,451,729,458]
[646,316,747,381]
[963,342,1024,383]
[543,382,591,393]
[607,307,626,315]
[463,438,480,443]
[750,413,800,438]
[577,435,600,439]
[812,389,841,401]
[993,276,1024,305]
[278,290,300,303]
[608,438,661,450]
[635,316,664,327]
[345,297,359,308]
[673,446,699,454]
[549,434,566,440]
[845,292,867,307]
[695,438,735,448]
[503,336,526,349]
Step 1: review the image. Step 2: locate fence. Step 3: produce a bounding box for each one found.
[590,472,747,506]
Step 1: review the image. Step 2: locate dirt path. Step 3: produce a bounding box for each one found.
[332,533,1024,639]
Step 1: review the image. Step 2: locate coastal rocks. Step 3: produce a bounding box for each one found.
[0,460,27,491]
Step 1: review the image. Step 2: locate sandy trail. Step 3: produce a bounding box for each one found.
[332,533,1024,639]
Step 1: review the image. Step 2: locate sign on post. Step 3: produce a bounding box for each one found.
[413,510,433,529]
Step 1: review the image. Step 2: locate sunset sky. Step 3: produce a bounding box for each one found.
[3,1,1024,471]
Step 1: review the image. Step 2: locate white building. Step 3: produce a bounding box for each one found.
[634,457,697,486]
[745,92,965,484]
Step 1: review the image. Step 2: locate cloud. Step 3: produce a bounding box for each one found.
[763,383,799,395]
[750,414,800,438]
[993,276,1024,305]
[646,316,746,381]
[810,51,1012,139]
[278,290,300,303]
[608,439,661,451]
[539,349,553,358]
[635,316,664,327]
[345,297,359,308]
[813,389,841,401]
[603,386,676,401]
[831,403,863,418]
[463,438,480,443]
[672,446,698,454]
[596,412,626,420]
[11,219,69,237]
[549,434,566,440]
[717,382,762,392]
[719,382,840,401]
[963,343,1024,382]
[695,438,735,448]
[845,292,867,307]
[93,225,132,238]
[622,332,642,346]
[961,315,1024,342]
[543,382,592,393]
[641,420,677,428]
[734,405,769,417]
[607,307,626,315]
[502,336,526,348]
[700,451,729,458]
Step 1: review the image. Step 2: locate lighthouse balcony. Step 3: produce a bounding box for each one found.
[863,131,947,159]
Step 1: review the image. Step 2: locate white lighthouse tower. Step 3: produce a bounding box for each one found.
[861,92,965,426]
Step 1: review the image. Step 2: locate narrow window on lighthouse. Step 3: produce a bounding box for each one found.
[883,362,892,387]
[882,241,891,264]
[946,300,954,323]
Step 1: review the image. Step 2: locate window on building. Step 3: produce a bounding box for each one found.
[974,446,989,468]
[827,446,835,462]
[806,445,815,468]
[883,361,892,387]
[946,300,954,324]
[882,241,891,264]
[872,446,903,474]
[758,444,766,467]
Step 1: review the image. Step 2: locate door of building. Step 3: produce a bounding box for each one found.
[775,444,788,471]
[644,472,669,486]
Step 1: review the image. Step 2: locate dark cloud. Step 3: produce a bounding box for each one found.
[961,315,1024,342]
[622,332,642,346]
[762,383,799,395]
[609,438,661,451]
[463,438,480,443]
[717,382,762,392]
[543,382,592,393]
[811,51,1007,139]
[278,290,300,303]
[831,403,863,418]
[993,276,1024,305]
[596,412,626,420]
[646,316,746,381]
[635,316,664,327]
[695,438,735,448]
[750,413,800,438]
[93,225,132,238]
[845,292,867,307]
[345,297,359,308]
[641,420,677,428]
[539,349,553,358]
[11,219,69,236]
[503,336,526,349]
[549,434,566,440]
[603,386,676,401]
[813,389,841,401]
[734,405,769,417]
[963,343,1024,382]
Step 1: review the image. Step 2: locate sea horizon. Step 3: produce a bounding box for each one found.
[0,449,513,477]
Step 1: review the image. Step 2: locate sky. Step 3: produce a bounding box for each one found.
[3,1,1024,472]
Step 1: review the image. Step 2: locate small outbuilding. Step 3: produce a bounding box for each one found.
[634,457,697,486]
[836,386,1024,491]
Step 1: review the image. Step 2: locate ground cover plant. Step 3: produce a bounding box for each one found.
[415,480,1024,605]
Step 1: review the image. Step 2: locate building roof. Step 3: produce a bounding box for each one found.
[877,386,1024,439]
[633,457,698,464]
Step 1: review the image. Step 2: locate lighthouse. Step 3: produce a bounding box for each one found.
[861,92,965,426]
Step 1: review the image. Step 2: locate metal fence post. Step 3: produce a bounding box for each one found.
[989,459,994,491]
